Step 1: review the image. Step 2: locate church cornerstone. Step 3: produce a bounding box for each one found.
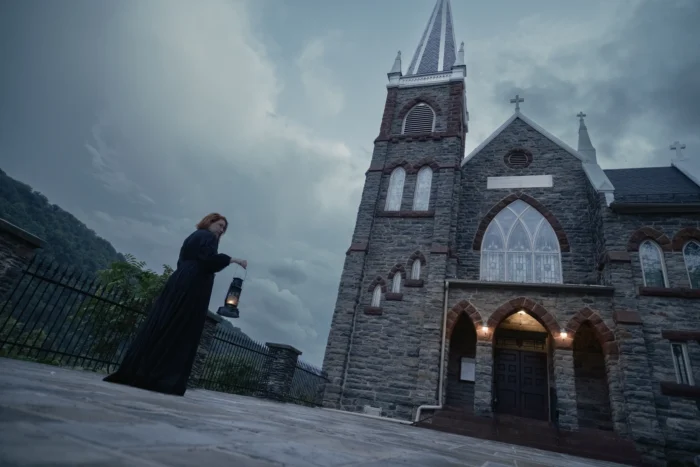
[0,218,43,301]
[265,343,302,402]
[187,310,221,389]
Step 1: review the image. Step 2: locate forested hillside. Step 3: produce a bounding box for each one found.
[0,168,123,273]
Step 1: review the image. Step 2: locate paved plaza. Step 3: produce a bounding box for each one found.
[0,358,630,467]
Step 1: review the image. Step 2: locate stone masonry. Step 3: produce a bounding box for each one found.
[0,218,43,301]
[321,1,700,464]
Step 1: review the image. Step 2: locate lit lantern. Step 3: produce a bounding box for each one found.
[217,276,244,319]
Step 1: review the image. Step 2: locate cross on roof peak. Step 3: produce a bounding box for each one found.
[670,141,686,160]
[577,111,586,121]
[510,94,524,112]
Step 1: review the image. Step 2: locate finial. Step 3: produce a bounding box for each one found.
[670,141,686,161]
[453,41,465,68]
[459,41,464,52]
[510,94,524,112]
[389,50,402,75]
[577,111,586,122]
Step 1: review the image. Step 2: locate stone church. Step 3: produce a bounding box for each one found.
[321,0,700,465]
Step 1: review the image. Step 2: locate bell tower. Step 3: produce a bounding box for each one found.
[322,0,468,419]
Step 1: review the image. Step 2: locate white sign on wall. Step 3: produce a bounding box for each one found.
[487,175,554,189]
[460,357,475,382]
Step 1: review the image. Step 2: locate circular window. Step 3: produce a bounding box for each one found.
[504,148,533,169]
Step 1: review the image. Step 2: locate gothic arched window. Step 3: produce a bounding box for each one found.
[412,166,433,211]
[385,167,406,211]
[411,260,421,280]
[480,199,562,283]
[683,240,700,289]
[402,103,435,135]
[639,240,668,287]
[371,285,382,307]
[391,274,401,293]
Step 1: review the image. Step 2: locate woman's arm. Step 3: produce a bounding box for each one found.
[196,231,232,273]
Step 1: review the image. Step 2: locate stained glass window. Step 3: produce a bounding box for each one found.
[683,240,700,289]
[412,166,433,211]
[639,240,668,287]
[385,167,405,211]
[671,343,694,385]
[480,199,562,283]
[371,285,382,307]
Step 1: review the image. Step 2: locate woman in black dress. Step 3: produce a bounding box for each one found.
[103,213,247,396]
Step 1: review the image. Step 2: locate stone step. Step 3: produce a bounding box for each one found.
[416,411,642,466]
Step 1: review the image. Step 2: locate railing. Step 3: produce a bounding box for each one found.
[0,255,328,406]
[0,256,148,373]
[196,327,272,397]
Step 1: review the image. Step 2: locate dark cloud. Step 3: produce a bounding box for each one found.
[269,260,309,287]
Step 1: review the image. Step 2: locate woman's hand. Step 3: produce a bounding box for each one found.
[230,258,248,269]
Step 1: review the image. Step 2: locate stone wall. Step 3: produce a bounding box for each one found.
[445,315,476,409]
[458,118,598,285]
[573,322,613,431]
[0,218,43,301]
[322,80,466,419]
[597,206,700,465]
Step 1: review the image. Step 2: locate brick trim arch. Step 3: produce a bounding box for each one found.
[367,276,387,294]
[397,97,443,122]
[564,307,618,356]
[383,160,413,175]
[627,227,671,252]
[413,159,441,172]
[472,193,571,252]
[487,297,561,336]
[671,227,700,251]
[446,300,483,338]
[408,251,427,266]
[387,264,406,280]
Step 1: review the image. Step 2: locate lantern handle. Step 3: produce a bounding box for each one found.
[233,261,248,281]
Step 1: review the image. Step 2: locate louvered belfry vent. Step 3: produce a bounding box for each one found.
[504,148,533,169]
[403,103,435,135]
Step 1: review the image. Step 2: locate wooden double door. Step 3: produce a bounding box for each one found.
[493,348,549,421]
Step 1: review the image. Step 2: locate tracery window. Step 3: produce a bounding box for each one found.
[639,240,668,288]
[480,199,562,283]
[671,342,694,385]
[402,103,435,135]
[412,166,433,211]
[385,167,406,211]
[391,274,401,293]
[411,260,421,280]
[371,285,382,307]
[683,240,700,289]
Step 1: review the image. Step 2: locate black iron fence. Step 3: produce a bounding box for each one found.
[0,256,328,406]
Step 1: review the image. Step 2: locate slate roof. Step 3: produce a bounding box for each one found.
[604,166,700,204]
[406,0,457,76]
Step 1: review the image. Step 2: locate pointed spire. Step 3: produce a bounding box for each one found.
[577,112,597,163]
[453,41,465,67]
[389,51,402,75]
[406,0,457,76]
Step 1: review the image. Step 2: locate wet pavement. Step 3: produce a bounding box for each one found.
[0,358,628,466]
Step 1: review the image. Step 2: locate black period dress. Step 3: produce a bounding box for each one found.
[104,228,231,396]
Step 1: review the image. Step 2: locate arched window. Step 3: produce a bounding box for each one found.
[371,285,382,307]
[411,260,421,280]
[402,103,435,135]
[391,274,401,293]
[683,240,700,289]
[480,199,562,283]
[412,166,433,211]
[639,240,668,287]
[385,167,405,211]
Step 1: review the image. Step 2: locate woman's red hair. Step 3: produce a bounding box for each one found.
[196,213,228,232]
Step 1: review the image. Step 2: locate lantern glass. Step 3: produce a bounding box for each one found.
[217,276,244,319]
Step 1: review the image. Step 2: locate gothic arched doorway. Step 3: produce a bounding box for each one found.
[492,310,552,421]
[573,322,613,430]
[445,313,477,411]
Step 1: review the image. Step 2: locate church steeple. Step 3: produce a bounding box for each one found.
[406,0,457,76]
[577,112,597,163]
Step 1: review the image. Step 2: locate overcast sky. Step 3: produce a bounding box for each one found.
[1,0,698,366]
